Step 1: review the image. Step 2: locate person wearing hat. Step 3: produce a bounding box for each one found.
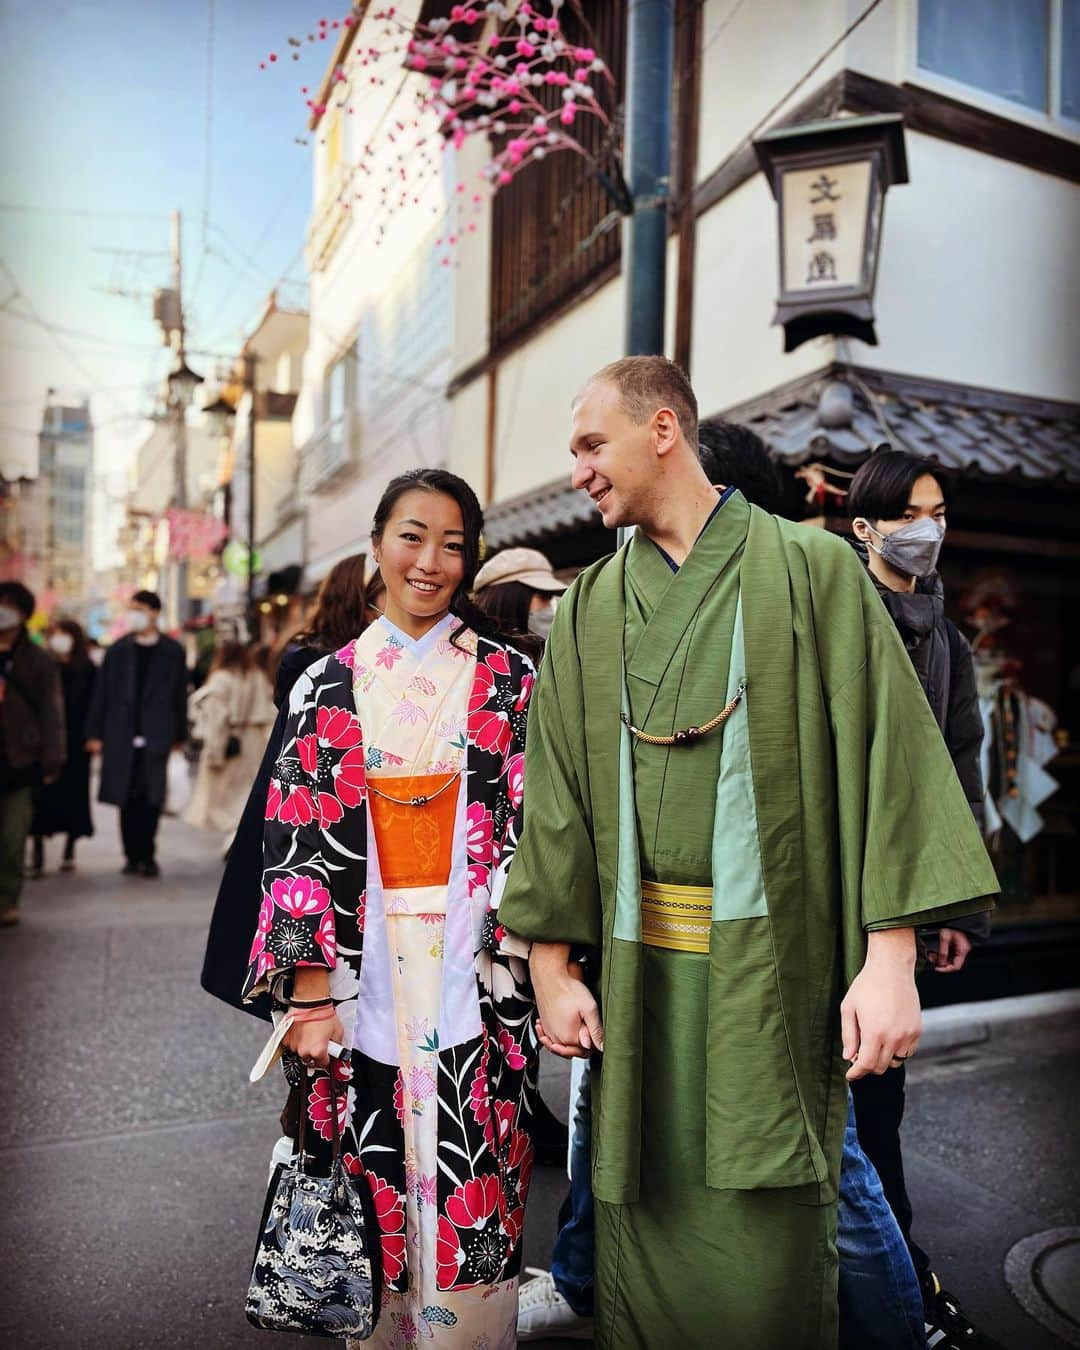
[472,547,568,648]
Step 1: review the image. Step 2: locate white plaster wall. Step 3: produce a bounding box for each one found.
[856,131,1080,402]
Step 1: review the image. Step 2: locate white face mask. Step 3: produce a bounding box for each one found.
[127,610,151,634]
[0,604,22,631]
[49,633,74,655]
[528,602,555,641]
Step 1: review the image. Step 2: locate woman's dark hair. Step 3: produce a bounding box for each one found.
[53,617,90,666]
[296,552,369,651]
[472,579,536,635]
[847,448,951,524]
[371,469,521,653]
[697,418,782,514]
[210,639,248,674]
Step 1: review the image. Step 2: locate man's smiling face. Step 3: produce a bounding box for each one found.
[569,379,657,531]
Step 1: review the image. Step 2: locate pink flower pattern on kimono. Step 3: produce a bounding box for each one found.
[504,752,525,811]
[496,1027,526,1072]
[278,782,316,827]
[391,697,429,727]
[334,640,359,671]
[375,640,405,671]
[316,704,363,749]
[436,1175,505,1291]
[264,777,282,820]
[270,874,331,919]
[307,1074,349,1141]
[465,801,494,865]
[333,746,367,808]
[248,893,275,978]
[467,664,513,758]
[314,908,336,966]
[468,862,490,899]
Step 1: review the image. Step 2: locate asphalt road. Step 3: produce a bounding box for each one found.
[0,806,1075,1349]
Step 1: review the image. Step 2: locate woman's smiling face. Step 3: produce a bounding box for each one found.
[372,488,466,639]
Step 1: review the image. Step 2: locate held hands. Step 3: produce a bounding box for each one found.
[530,942,604,1059]
[84,739,103,754]
[926,926,972,974]
[841,927,921,1081]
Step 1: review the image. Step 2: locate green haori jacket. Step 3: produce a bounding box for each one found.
[498,493,997,1206]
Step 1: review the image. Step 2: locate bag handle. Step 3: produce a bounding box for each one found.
[295,1063,344,1172]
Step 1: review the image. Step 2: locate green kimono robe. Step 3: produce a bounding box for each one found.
[499,492,997,1349]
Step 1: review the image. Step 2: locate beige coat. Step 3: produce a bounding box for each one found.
[184,668,275,835]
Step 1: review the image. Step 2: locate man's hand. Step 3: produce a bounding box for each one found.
[926,926,972,974]
[84,739,103,754]
[530,942,603,1059]
[842,927,921,1080]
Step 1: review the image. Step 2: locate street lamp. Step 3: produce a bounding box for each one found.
[754,113,909,352]
[166,357,204,410]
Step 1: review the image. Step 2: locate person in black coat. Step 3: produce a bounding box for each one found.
[201,553,373,1019]
[85,590,187,878]
[30,619,96,875]
[849,448,994,1348]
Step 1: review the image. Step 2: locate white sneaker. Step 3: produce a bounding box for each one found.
[517,1269,593,1341]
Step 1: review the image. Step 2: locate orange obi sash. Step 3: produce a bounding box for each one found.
[368,773,459,890]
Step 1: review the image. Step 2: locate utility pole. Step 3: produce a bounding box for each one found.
[620,0,676,549]
[171,209,189,626]
[243,350,258,639]
[622,0,675,357]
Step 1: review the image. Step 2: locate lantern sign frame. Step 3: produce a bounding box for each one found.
[754,114,909,353]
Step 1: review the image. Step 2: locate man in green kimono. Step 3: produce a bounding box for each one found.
[498,356,997,1350]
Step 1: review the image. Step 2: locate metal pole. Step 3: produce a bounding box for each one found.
[245,351,257,640]
[171,209,188,627]
[620,0,676,548]
[622,0,675,357]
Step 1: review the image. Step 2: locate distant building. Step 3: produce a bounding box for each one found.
[37,398,93,616]
[0,474,46,596]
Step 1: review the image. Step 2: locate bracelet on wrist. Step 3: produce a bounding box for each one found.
[287,995,334,1009]
[287,1005,338,1025]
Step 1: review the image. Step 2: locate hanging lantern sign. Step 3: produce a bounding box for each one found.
[754,114,908,352]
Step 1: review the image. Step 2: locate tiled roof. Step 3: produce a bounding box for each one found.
[484,473,599,551]
[482,367,1080,549]
[729,367,1080,482]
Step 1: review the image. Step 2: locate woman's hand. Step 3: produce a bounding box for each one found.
[280,968,341,1070]
[282,1010,345,1071]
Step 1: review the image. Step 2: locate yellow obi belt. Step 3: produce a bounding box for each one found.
[641,879,712,954]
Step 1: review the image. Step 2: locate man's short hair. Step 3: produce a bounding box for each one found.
[846,448,951,523]
[0,580,35,619]
[131,589,163,612]
[698,418,782,513]
[585,355,699,448]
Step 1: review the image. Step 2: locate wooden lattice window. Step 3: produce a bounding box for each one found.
[489,0,628,351]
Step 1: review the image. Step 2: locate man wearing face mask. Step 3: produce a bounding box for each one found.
[0,581,66,926]
[85,590,188,878]
[849,449,994,1350]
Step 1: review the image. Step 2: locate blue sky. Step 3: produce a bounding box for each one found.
[0,0,346,483]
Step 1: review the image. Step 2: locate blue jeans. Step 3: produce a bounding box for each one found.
[550,1058,594,1317]
[550,1079,924,1344]
[838,1096,926,1350]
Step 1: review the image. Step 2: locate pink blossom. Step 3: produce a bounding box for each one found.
[270,874,331,919]
[296,734,318,775]
[505,751,525,810]
[466,801,494,865]
[315,908,336,965]
[497,1027,527,1071]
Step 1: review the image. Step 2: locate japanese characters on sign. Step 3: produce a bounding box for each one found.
[780,160,873,296]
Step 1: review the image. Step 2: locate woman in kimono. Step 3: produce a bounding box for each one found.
[243,469,538,1349]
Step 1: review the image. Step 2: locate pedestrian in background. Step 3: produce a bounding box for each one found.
[0,581,65,926]
[849,449,994,1350]
[85,590,187,879]
[29,618,96,877]
[184,640,273,841]
[202,552,371,1017]
[472,546,568,654]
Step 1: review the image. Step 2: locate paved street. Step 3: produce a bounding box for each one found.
[1,806,1076,1349]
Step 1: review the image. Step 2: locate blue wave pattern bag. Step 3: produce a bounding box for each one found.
[246,1064,382,1339]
